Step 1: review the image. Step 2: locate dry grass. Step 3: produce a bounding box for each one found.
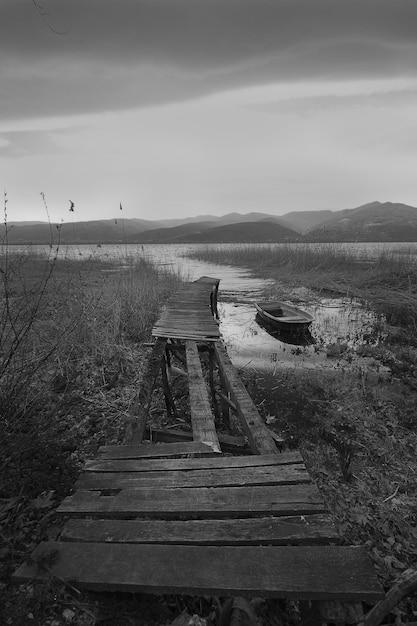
[187,244,417,335]
[0,246,185,623]
[0,250,182,495]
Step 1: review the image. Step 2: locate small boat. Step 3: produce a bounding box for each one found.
[255,300,314,331]
[255,314,315,346]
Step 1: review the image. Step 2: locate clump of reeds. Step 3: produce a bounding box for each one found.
[187,244,417,334]
[0,244,181,497]
[358,250,417,331]
[187,243,362,272]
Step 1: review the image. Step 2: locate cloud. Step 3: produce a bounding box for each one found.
[248,85,417,116]
[0,129,65,157]
[1,0,417,121]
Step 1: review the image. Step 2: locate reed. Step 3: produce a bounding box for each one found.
[187,243,362,272]
[187,244,417,334]
[0,248,182,496]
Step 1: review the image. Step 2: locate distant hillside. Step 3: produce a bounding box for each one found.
[1,218,159,244]
[5,202,417,244]
[213,212,291,228]
[129,221,215,243]
[154,215,219,228]
[171,220,301,243]
[281,210,334,233]
[307,201,417,242]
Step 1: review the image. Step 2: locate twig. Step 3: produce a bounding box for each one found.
[31,0,69,35]
[382,483,400,503]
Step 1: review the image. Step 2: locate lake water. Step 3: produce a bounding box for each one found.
[15,241,408,375]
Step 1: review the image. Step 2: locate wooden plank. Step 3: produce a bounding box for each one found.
[154,321,218,328]
[97,442,215,460]
[152,325,218,333]
[185,340,221,453]
[163,304,214,309]
[13,543,384,600]
[84,452,304,473]
[145,427,250,453]
[156,310,215,316]
[196,276,220,284]
[152,333,219,342]
[61,514,339,545]
[319,600,365,624]
[153,328,219,337]
[152,279,221,340]
[123,338,166,445]
[214,343,278,456]
[153,322,216,330]
[57,484,325,518]
[75,463,310,490]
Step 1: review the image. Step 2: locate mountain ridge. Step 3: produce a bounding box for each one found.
[2,201,417,244]
[307,201,417,242]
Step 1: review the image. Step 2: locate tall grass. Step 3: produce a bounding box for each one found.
[187,243,362,272]
[0,248,182,496]
[187,244,417,333]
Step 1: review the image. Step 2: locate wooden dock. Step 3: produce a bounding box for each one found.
[13,277,384,622]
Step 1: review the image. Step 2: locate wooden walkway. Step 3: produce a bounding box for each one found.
[13,277,384,621]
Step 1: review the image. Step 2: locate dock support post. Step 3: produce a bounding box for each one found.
[161,353,179,421]
[218,367,231,430]
[123,338,167,445]
[208,346,221,422]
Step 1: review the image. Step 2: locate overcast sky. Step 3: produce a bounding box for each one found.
[1,0,417,223]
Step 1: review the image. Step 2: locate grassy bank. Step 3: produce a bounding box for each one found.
[0,248,182,624]
[187,244,417,332]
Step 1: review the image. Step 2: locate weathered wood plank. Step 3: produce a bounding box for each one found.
[84,451,304,473]
[13,543,384,600]
[57,484,325,518]
[155,322,218,330]
[97,442,215,460]
[185,340,221,453]
[123,338,167,444]
[153,328,219,337]
[145,427,250,453]
[61,514,338,545]
[214,343,278,456]
[75,464,310,490]
[152,333,219,342]
[152,278,221,340]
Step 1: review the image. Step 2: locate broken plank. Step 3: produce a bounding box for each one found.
[75,464,310,491]
[152,333,219,342]
[57,484,325,518]
[97,442,215,460]
[13,543,384,600]
[84,451,304,473]
[61,514,339,545]
[145,427,249,453]
[153,329,219,338]
[185,340,220,453]
[214,343,277,456]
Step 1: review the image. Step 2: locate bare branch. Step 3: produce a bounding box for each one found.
[31,0,69,35]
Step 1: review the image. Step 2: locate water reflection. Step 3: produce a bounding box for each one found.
[220,299,385,374]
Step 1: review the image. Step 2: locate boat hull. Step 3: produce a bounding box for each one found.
[255,301,314,332]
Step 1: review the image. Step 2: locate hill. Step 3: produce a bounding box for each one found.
[307,201,417,242]
[0,218,160,244]
[157,211,294,230]
[170,220,301,243]
[281,210,333,233]
[4,202,417,244]
[128,221,215,243]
